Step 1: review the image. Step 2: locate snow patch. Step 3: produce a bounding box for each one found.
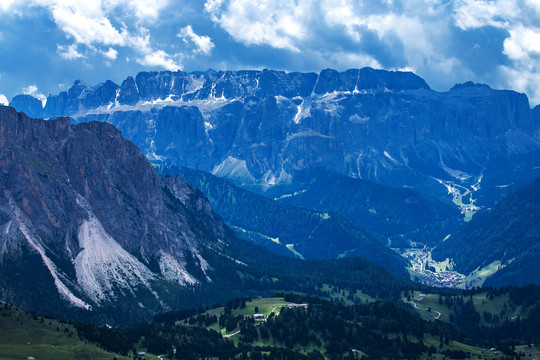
[349,114,369,123]
[262,168,291,188]
[185,76,204,93]
[286,130,333,142]
[383,151,401,165]
[70,97,235,122]
[293,99,311,124]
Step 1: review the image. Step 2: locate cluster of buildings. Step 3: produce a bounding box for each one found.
[418,270,465,288]
[400,249,465,288]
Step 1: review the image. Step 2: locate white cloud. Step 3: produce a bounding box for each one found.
[0,94,8,105]
[127,0,169,21]
[51,6,126,46]
[204,0,464,82]
[2,0,179,71]
[127,28,182,70]
[453,0,519,30]
[500,66,540,105]
[3,0,540,105]
[204,0,312,51]
[329,52,382,70]
[525,0,540,14]
[504,26,540,61]
[102,47,118,60]
[137,50,181,71]
[0,0,22,12]
[23,85,47,106]
[57,43,85,60]
[178,25,215,55]
[451,0,540,104]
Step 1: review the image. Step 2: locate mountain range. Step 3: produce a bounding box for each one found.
[10,68,540,209]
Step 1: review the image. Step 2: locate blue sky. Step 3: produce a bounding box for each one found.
[0,0,539,106]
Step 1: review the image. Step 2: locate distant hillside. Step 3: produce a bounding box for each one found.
[262,167,461,248]
[159,166,409,277]
[432,177,540,286]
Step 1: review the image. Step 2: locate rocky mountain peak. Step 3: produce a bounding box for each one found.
[0,105,242,319]
[8,69,540,205]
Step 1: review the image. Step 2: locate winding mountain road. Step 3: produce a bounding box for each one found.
[411,300,442,320]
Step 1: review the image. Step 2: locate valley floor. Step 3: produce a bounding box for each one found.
[400,248,499,289]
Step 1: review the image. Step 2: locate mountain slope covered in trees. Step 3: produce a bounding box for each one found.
[160,166,409,276]
[433,177,540,286]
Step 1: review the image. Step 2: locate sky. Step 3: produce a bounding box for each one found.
[0,0,539,106]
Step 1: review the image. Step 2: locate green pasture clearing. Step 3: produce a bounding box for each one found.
[0,303,138,360]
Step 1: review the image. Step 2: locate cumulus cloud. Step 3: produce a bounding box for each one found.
[51,6,126,46]
[504,26,540,61]
[178,25,215,55]
[502,25,540,104]
[0,94,8,105]
[23,85,47,106]
[452,0,540,104]
[204,0,311,51]
[137,50,180,71]
[57,43,85,60]
[128,28,182,70]
[102,47,118,60]
[0,0,21,12]
[453,0,519,30]
[1,0,179,71]
[203,0,463,80]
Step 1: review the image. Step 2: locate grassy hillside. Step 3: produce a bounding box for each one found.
[0,302,138,360]
[403,286,540,345]
[5,290,540,360]
[156,294,530,359]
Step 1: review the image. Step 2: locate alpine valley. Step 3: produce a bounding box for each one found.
[9,68,540,282]
[2,67,540,359]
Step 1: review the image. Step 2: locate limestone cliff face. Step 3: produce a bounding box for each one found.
[0,105,235,318]
[10,68,540,196]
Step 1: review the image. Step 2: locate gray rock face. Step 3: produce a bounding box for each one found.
[12,68,540,200]
[9,95,43,118]
[0,105,236,317]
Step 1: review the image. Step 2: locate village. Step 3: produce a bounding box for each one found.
[400,248,466,288]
